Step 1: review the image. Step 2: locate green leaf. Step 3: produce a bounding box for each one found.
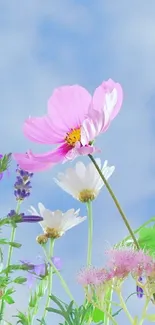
[9,241,22,248]
[36,319,47,325]
[138,226,155,255]
[13,311,29,325]
[0,153,11,173]
[46,307,64,316]
[49,294,66,313]
[3,295,15,304]
[145,314,155,322]
[0,218,10,227]
[92,307,104,323]
[0,238,21,248]
[14,276,27,284]
[0,275,10,288]
[29,291,38,308]
[5,288,15,295]
[1,263,29,274]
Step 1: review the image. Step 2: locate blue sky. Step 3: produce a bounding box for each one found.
[1,0,155,324]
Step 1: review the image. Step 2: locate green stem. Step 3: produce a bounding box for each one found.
[103,310,118,325]
[42,239,55,320]
[86,201,93,266]
[104,286,113,325]
[88,154,140,250]
[116,289,134,324]
[0,202,21,324]
[138,299,149,325]
[42,246,78,307]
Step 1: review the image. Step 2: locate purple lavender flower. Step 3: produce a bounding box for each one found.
[14,165,33,200]
[21,257,62,288]
[7,209,43,223]
[136,277,144,298]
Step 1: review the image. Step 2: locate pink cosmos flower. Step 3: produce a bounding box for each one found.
[14,80,123,172]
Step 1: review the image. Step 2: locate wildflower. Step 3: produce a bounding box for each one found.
[29,203,87,238]
[77,267,111,309]
[136,277,144,298]
[21,256,62,288]
[13,81,123,172]
[77,267,108,286]
[106,248,153,279]
[54,158,115,202]
[14,165,33,200]
[7,209,43,223]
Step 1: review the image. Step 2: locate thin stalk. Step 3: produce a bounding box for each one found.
[103,310,118,325]
[86,201,93,266]
[88,154,140,250]
[42,246,78,307]
[6,202,21,275]
[104,285,113,325]
[42,239,55,320]
[138,298,149,325]
[116,289,134,324]
[0,201,21,324]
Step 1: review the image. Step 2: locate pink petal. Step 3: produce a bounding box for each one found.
[92,79,123,130]
[81,109,105,145]
[64,143,100,161]
[30,144,70,163]
[13,152,53,172]
[23,116,64,144]
[77,145,100,156]
[47,85,92,131]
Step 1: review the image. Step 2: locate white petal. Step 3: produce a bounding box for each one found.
[28,206,39,216]
[75,161,86,179]
[105,88,117,116]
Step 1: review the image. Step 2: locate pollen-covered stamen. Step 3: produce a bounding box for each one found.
[78,189,96,203]
[65,128,81,146]
[45,227,62,239]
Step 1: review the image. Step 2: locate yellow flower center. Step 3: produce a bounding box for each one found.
[36,234,48,244]
[78,189,96,203]
[65,128,81,147]
[45,227,62,239]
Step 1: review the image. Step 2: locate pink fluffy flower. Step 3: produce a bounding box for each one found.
[14,80,123,172]
[106,248,153,278]
[77,267,108,286]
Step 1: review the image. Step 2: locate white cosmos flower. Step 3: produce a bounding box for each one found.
[29,203,86,238]
[54,158,115,203]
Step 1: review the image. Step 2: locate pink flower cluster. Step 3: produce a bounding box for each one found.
[77,249,155,288]
[13,79,123,172]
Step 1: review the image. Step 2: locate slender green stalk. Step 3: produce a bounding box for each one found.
[103,310,118,325]
[138,298,149,325]
[0,202,21,324]
[42,246,78,307]
[104,286,113,325]
[42,239,55,320]
[88,154,140,250]
[86,201,93,266]
[6,202,21,276]
[116,289,134,324]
